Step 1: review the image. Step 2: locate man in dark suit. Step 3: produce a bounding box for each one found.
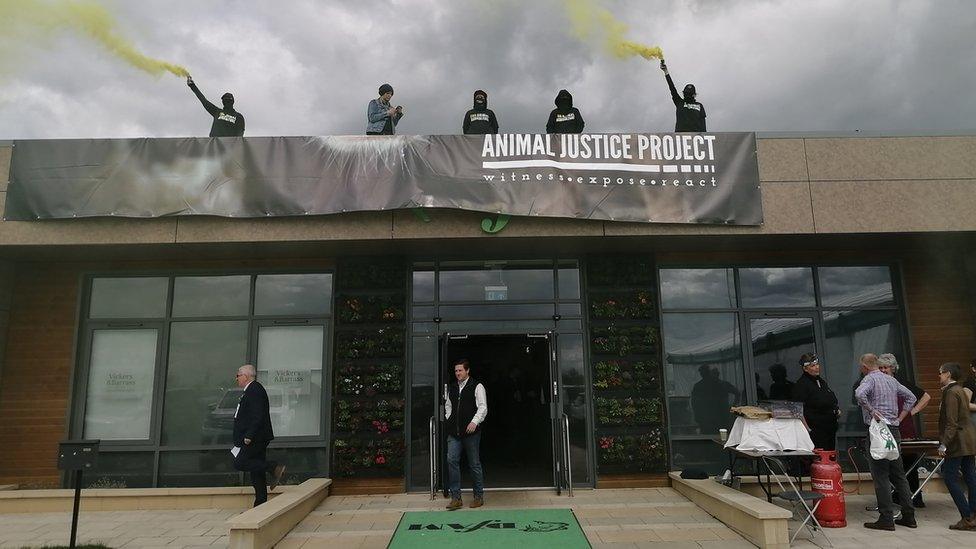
[232,364,285,506]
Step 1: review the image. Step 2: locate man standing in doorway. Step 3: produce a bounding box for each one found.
[855,353,918,530]
[444,359,487,510]
[232,364,285,507]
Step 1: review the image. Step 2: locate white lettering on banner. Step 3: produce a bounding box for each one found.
[481,134,716,163]
[217,113,237,124]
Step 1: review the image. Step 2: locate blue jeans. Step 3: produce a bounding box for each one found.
[942,455,976,519]
[447,432,484,499]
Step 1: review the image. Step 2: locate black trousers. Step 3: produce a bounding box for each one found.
[233,441,277,506]
[808,417,838,451]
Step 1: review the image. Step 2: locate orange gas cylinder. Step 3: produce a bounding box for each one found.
[810,449,846,527]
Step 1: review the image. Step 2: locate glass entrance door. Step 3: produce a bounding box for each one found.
[436,333,558,492]
[744,313,820,403]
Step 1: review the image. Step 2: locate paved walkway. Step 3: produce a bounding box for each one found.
[278,487,749,548]
[791,494,976,549]
[0,508,235,548]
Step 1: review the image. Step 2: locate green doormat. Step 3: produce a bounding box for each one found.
[389,508,590,548]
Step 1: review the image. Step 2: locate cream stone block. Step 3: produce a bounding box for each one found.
[757,138,808,182]
[804,136,976,181]
[810,179,976,233]
[175,211,393,243]
[0,192,179,245]
[391,208,604,239]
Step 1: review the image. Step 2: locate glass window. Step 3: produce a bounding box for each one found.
[82,452,155,489]
[254,274,332,316]
[818,266,894,307]
[822,309,904,437]
[161,321,249,445]
[662,313,744,437]
[84,329,158,440]
[660,268,736,309]
[749,317,816,401]
[158,450,240,487]
[739,267,815,308]
[412,270,435,302]
[90,277,168,318]
[558,263,581,300]
[408,336,437,490]
[256,325,326,437]
[439,266,554,302]
[172,276,250,317]
[560,334,590,484]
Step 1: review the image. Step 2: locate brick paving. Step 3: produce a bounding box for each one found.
[0,509,235,548]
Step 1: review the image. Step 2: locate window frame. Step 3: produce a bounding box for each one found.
[70,269,335,487]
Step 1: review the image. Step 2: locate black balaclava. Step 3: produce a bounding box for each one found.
[221,92,234,110]
[473,89,488,110]
[682,84,696,102]
[554,89,573,112]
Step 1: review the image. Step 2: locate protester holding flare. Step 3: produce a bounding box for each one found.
[186,76,245,137]
[660,59,706,132]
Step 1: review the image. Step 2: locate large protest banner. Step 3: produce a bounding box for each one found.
[4,134,762,225]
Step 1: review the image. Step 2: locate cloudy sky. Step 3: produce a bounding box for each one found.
[1,0,974,139]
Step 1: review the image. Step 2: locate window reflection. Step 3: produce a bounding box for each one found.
[90,277,168,318]
[254,274,332,316]
[822,309,903,435]
[173,276,250,317]
[162,321,248,445]
[412,271,435,302]
[663,313,744,436]
[660,269,736,309]
[818,267,894,307]
[749,317,815,401]
[740,267,815,308]
[439,268,554,302]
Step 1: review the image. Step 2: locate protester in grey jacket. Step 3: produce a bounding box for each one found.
[366,83,403,135]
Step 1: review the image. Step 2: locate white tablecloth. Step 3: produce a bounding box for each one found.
[724,417,814,452]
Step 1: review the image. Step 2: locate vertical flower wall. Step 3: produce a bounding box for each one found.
[332,260,407,478]
[586,256,669,474]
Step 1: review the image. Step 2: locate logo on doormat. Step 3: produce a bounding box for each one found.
[407,519,570,533]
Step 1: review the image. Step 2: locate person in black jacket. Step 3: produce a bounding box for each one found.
[792,353,840,450]
[546,89,585,134]
[462,90,499,135]
[444,359,488,510]
[232,364,285,506]
[186,76,245,137]
[659,60,706,132]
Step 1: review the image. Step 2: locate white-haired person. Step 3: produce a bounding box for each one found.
[878,353,930,507]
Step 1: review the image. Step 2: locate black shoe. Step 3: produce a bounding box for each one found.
[864,520,895,531]
[912,496,925,508]
[895,517,917,528]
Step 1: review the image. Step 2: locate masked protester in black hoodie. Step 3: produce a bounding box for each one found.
[186,76,245,137]
[660,60,706,132]
[462,90,499,135]
[546,89,585,134]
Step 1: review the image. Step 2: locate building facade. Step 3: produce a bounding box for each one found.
[0,135,974,493]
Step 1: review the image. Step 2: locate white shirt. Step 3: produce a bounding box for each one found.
[444,378,488,425]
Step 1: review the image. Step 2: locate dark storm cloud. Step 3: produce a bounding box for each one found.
[0,0,973,139]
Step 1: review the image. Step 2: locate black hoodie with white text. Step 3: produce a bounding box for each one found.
[546,89,584,134]
[462,90,499,135]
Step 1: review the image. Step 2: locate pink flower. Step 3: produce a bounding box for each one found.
[375,455,386,465]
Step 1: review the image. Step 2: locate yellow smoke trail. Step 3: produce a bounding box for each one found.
[562,0,664,61]
[0,0,189,78]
